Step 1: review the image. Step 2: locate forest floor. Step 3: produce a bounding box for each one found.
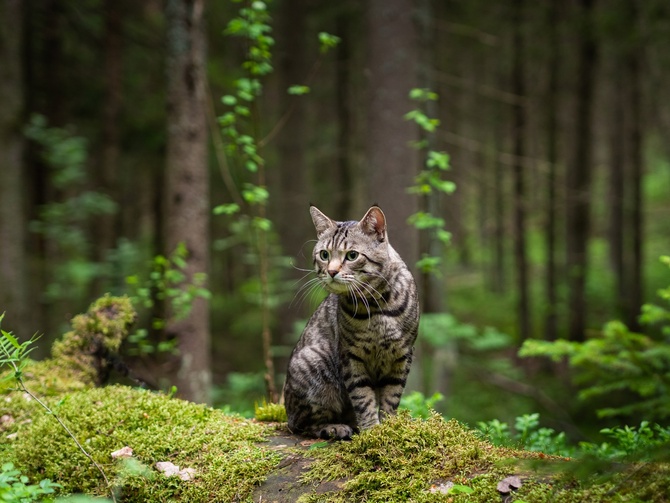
[1,296,669,502]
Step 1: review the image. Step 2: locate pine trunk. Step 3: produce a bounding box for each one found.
[165,0,211,404]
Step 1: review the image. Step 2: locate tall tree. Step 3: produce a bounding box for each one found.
[165,0,211,403]
[366,0,420,267]
[544,0,561,341]
[511,0,530,342]
[624,0,643,330]
[566,0,598,341]
[0,0,27,335]
[93,0,124,294]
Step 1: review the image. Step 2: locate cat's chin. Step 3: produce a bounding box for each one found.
[321,279,350,295]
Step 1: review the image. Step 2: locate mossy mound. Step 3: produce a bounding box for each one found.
[297,411,670,503]
[1,295,137,397]
[1,385,280,502]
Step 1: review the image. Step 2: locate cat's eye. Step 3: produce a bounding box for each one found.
[345,251,359,261]
[319,250,330,261]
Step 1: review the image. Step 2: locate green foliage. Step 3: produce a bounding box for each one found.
[405,89,454,275]
[0,315,37,384]
[24,114,117,305]
[579,421,670,461]
[125,244,210,355]
[399,391,444,419]
[519,256,670,421]
[317,32,341,53]
[0,462,60,503]
[477,413,572,457]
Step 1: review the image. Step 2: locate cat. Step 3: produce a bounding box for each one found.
[284,205,420,439]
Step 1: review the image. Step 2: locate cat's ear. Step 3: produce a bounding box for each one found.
[359,206,387,242]
[310,205,336,238]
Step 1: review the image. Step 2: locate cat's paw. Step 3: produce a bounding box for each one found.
[317,424,355,440]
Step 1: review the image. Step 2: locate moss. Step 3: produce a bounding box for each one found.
[254,400,287,422]
[1,295,138,396]
[297,411,670,503]
[1,385,280,502]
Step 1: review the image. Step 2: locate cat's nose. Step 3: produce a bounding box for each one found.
[328,269,338,278]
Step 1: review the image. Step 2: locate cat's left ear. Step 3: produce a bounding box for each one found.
[310,205,337,238]
[360,206,387,242]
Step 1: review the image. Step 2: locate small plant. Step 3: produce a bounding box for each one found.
[519,255,670,421]
[399,391,444,419]
[0,462,60,503]
[0,315,116,502]
[125,243,210,355]
[477,413,572,456]
[404,88,454,275]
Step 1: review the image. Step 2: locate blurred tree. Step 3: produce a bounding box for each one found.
[0,0,27,336]
[544,0,561,341]
[92,0,124,295]
[366,0,420,267]
[566,0,598,341]
[165,0,211,404]
[511,0,530,342]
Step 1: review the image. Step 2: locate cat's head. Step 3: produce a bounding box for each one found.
[310,205,389,296]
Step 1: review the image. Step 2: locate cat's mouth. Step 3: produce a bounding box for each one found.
[321,275,350,294]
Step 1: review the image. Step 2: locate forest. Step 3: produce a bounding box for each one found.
[1,0,670,492]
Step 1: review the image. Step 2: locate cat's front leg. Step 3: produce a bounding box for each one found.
[344,358,380,430]
[378,353,413,421]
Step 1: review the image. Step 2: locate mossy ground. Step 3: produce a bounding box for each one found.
[2,295,668,502]
[1,385,281,502]
[297,411,670,503]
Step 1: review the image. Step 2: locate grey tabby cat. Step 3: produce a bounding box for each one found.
[284,205,420,439]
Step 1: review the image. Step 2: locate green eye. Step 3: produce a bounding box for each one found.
[345,251,359,261]
[319,250,330,261]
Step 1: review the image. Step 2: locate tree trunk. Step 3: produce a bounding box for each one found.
[0,0,27,336]
[165,0,211,404]
[544,0,560,341]
[608,63,626,316]
[511,0,530,342]
[93,0,124,295]
[566,0,597,341]
[366,0,420,268]
[624,0,643,330]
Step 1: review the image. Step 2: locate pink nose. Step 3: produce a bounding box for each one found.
[328,269,338,278]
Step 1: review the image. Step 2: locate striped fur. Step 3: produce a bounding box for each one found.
[284,205,420,439]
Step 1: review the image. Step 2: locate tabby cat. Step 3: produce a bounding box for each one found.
[284,205,420,439]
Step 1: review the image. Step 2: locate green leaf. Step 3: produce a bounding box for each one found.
[287,85,310,95]
[318,32,341,53]
[213,203,241,216]
[308,441,331,450]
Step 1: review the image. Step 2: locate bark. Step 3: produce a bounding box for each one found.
[511,0,530,342]
[93,0,124,295]
[165,0,211,404]
[624,0,643,330]
[566,0,597,341]
[366,0,420,268]
[544,0,560,341]
[608,63,626,314]
[0,0,27,336]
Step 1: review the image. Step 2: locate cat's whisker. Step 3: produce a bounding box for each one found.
[291,277,324,309]
[352,278,386,312]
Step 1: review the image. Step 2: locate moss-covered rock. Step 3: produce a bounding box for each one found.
[2,295,138,397]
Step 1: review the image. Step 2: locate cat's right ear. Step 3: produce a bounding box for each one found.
[310,205,336,238]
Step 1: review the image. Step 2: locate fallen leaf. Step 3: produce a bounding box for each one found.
[497,475,523,494]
